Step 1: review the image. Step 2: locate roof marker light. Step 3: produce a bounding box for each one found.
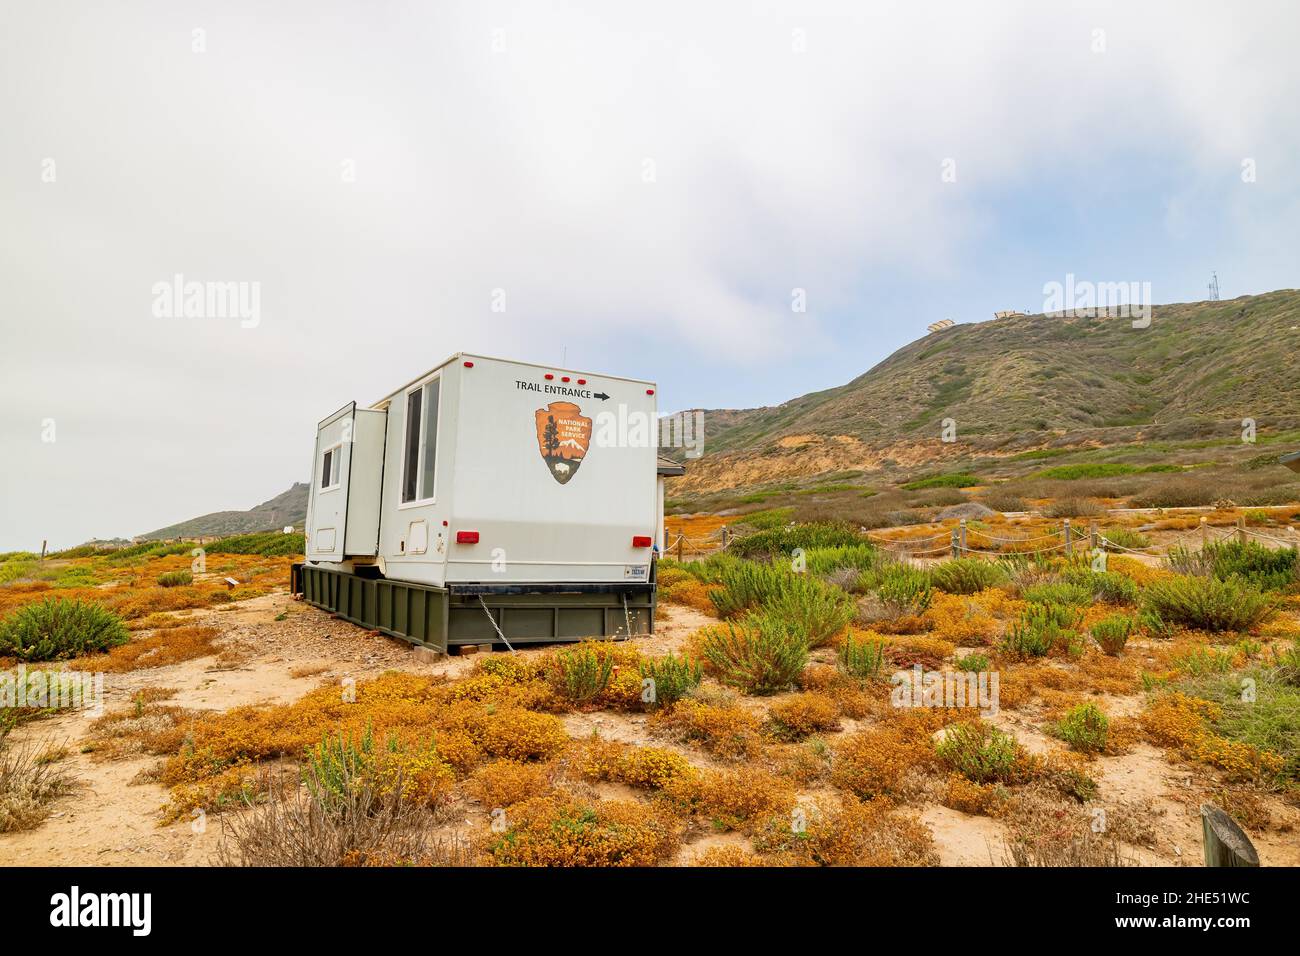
[577,379,586,385]
[544,374,554,380]
[561,376,570,382]
[463,361,474,368]
[646,389,655,395]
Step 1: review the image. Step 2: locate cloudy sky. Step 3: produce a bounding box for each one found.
[2,0,1298,550]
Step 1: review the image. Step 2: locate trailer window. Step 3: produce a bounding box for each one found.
[401,389,422,503]
[320,445,341,490]
[420,379,440,500]
[401,379,440,504]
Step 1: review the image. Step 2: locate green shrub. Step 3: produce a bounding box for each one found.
[206,531,306,557]
[762,581,852,649]
[901,473,980,490]
[936,722,1020,783]
[1054,703,1109,753]
[0,562,36,585]
[157,570,193,588]
[1141,575,1273,632]
[551,644,614,703]
[734,507,795,531]
[929,558,1010,595]
[729,522,863,559]
[872,564,933,616]
[1091,614,1134,655]
[1205,541,1297,591]
[707,561,793,618]
[1002,603,1083,658]
[1103,527,1150,550]
[800,544,881,576]
[0,599,129,662]
[1062,567,1139,605]
[1021,581,1092,607]
[638,653,702,709]
[1170,646,1236,677]
[838,633,886,680]
[1139,606,1175,639]
[698,612,809,694]
[955,653,989,672]
[52,566,97,589]
[1033,463,1136,480]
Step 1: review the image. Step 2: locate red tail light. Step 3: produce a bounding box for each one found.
[456,531,480,544]
[632,535,653,548]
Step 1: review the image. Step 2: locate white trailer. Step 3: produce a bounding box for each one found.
[296,353,663,651]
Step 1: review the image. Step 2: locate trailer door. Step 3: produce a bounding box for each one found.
[306,403,357,562]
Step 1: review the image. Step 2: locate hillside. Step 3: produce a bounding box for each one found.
[674,290,1300,495]
[138,482,309,540]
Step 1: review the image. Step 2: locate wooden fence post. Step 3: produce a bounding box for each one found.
[958,519,967,556]
[950,528,959,559]
[720,526,728,548]
[677,535,684,562]
[1063,518,1072,556]
[1200,516,1209,550]
[1201,804,1259,867]
[1237,517,1247,545]
[1089,520,1099,551]
[40,540,47,563]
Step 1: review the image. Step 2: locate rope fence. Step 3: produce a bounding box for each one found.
[667,512,1300,564]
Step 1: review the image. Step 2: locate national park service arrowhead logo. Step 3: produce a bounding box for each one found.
[535,401,592,484]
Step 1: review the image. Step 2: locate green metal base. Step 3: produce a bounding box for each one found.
[294,564,655,654]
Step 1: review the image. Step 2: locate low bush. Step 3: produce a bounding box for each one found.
[1141,575,1273,632]
[929,558,1010,595]
[650,699,763,761]
[762,580,852,648]
[1062,567,1139,605]
[935,722,1022,784]
[873,564,934,616]
[549,643,614,704]
[216,759,470,867]
[638,652,702,709]
[1091,614,1134,655]
[1054,703,1109,753]
[801,543,881,576]
[157,570,193,588]
[1001,603,1083,658]
[728,522,863,559]
[1021,581,1092,607]
[0,722,76,833]
[1103,527,1150,550]
[697,613,809,694]
[901,473,980,490]
[481,795,681,866]
[1043,498,1104,518]
[706,561,792,618]
[838,631,887,680]
[0,598,129,662]
[766,692,841,740]
[955,652,989,672]
[1200,541,1297,591]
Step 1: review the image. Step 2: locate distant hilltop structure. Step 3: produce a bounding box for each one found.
[926,319,955,333]
[993,310,1027,319]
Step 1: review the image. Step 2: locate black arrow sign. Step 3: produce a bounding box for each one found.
[593,392,610,401]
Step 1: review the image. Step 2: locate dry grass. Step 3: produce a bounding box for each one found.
[0,722,75,833]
